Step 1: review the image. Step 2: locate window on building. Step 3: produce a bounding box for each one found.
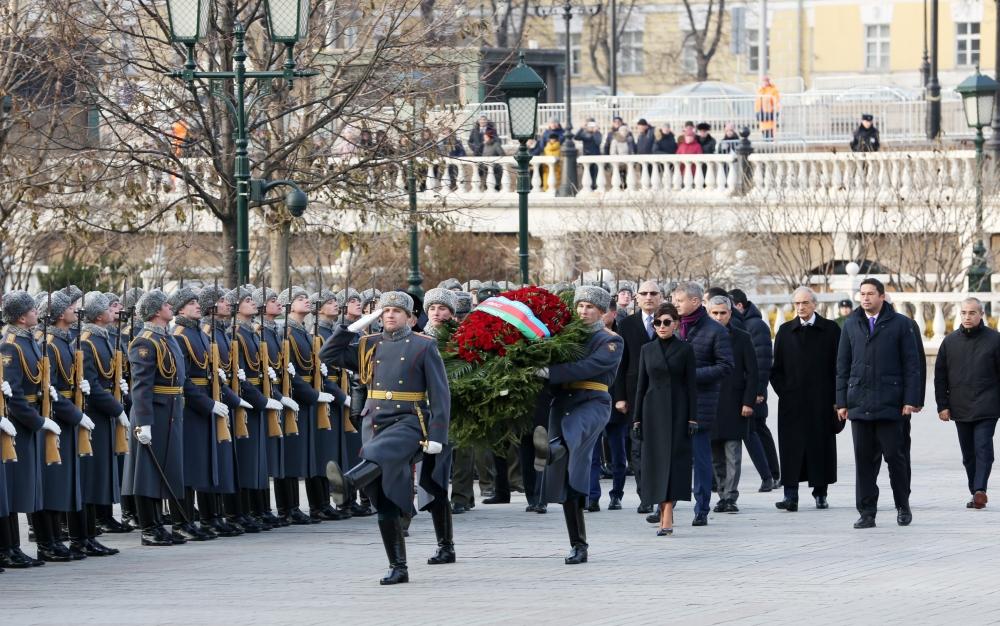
[618,30,644,75]
[747,28,769,73]
[956,22,980,67]
[555,32,582,76]
[864,24,890,71]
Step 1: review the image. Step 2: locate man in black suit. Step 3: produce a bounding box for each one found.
[612,280,663,514]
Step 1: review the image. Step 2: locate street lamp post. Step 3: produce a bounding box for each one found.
[406,95,427,300]
[498,53,546,285]
[986,0,1000,161]
[956,68,999,292]
[927,0,941,139]
[919,0,930,88]
[535,1,601,197]
[164,0,317,285]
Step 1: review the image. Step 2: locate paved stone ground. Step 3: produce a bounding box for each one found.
[5,380,1000,625]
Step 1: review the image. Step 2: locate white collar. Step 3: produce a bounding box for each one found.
[800,313,817,326]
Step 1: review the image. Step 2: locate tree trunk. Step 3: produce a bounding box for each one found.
[221,213,238,286]
[697,56,710,81]
[269,220,290,292]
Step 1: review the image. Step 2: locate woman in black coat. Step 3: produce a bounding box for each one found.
[634,303,698,536]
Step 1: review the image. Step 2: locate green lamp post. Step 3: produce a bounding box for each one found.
[498,52,546,285]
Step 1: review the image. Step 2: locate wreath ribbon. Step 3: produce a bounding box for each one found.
[476,297,551,340]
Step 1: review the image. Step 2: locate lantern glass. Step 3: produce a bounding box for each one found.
[964,92,996,129]
[507,96,539,140]
[167,0,210,43]
[265,0,310,43]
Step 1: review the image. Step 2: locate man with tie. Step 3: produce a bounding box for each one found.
[770,287,841,512]
[836,278,922,529]
[612,281,663,513]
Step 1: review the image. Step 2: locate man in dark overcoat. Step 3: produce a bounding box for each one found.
[770,287,841,512]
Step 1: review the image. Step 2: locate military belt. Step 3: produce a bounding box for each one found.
[59,390,73,399]
[24,394,37,403]
[561,381,609,393]
[246,377,260,385]
[153,385,183,395]
[368,390,427,402]
[190,377,209,386]
[300,375,313,383]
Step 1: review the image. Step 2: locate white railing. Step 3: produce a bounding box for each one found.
[575,154,738,197]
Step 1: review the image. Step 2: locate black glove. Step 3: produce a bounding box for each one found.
[632,421,642,441]
[688,421,699,436]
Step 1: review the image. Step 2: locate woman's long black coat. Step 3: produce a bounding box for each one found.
[635,337,698,505]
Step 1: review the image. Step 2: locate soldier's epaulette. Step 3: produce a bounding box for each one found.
[412,332,436,343]
[127,331,154,351]
[80,330,91,341]
[33,329,43,342]
[601,328,620,337]
[360,332,381,341]
[141,330,154,339]
[45,333,55,345]
[171,326,184,336]
[4,334,15,344]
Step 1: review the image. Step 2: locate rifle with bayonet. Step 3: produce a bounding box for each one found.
[111,278,128,454]
[280,285,298,436]
[75,290,93,457]
[209,279,231,443]
[41,291,60,465]
[313,258,331,431]
[230,296,248,439]
[259,273,282,438]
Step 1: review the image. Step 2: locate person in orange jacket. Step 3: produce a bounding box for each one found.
[755,77,781,140]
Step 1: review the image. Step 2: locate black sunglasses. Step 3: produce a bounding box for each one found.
[638,291,659,296]
[652,318,674,327]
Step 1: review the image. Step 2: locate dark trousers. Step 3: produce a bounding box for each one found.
[783,483,827,501]
[517,433,541,506]
[692,430,713,515]
[589,420,628,502]
[851,419,911,515]
[955,418,998,494]
[750,416,780,480]
[629,421,642,496]
[135,495,163,531]
[0,512,18,548]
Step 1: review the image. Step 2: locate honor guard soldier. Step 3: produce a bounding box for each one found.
[253,286,300,525]
[75,292,127,557]
[171,286,238,540]
[321,291,452,585]
[39,290,91,562]
[312,289,353,519]
[121,290,187,546]
[230,287,283,529]
[279,286,341,522]
[339,288,377,517]
[0,291,52,568]
[533,286,623,565]
[200,286,259,533]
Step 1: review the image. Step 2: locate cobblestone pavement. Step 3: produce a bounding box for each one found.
[5,383,999,625]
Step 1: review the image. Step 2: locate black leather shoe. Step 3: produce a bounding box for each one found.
[380,566,409,585]
[775,499,799,512]
[637,504,653,514]
[68,541,91,560]
[815,496,829,509]
[608,497,622,510]
[724,501,739,513]
[452,503,468,514]
[174,523,211,542]
[586,501,600,512]
[482,494,510,504]
[0,548,34,569]
[97,517,134,534]
[535,503,547,514]
[169,530,188,544]
[713,499,728,513]
[564,544,588,565]
[141,529,173,546]
[12,547,44,566]
[235,516,263,533]
[50,542,75,560]
[37,544,72,562]
[853,515,876,529]
[427,544,455,565]
[350,502,376,517]
[758,479,773,492]
[322,504,351,521]
[692,513,708,526]
[288,509,313,526]
[86,539,119,556]
[897,506,912,526]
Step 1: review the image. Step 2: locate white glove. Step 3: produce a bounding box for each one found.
[42,418,62,435]
[80,413,95,431]
[280,396,300,413]
[286,363,296,376]
[217,368,228,383]
[212,401,230,418]
[0,416,16,437]
[79,379,91,395]
[49,385,59,403]
[342,396,351,408]
[119,378,129,395]
[423,441,443,455]
[239,399,253,410]
[317,392,334,404]
[348,309,382,333]
[237,368,246,383]
[319,363,328,377]
[136,424,151,445]
[117,411,130,429]
[267,367,277,382]
[534,367,550,379]
[1,380,11,397]
[265,398,283,412]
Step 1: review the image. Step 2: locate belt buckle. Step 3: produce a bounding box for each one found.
[385,391,393,400]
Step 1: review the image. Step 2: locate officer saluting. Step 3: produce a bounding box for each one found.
[321,291,451,586]
[533,286,623,566]
[121,290,187,546]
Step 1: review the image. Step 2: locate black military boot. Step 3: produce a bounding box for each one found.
[532,426,566,472]
[377,518,409,585]
[426,501,455,565]
[326,460,381,506]
[563,496,588,565]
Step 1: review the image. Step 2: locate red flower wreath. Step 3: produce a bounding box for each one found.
[452,286,572,364]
